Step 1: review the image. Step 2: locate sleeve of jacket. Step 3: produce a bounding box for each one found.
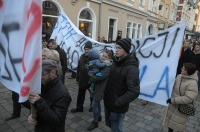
[89,66,110,82]
[95,60,106,68]
[34,95,71,125]
[171,81,198,104]
[60,49,67,72]
[115,65,140,107]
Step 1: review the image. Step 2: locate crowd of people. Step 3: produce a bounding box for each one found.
[3,37,200,132]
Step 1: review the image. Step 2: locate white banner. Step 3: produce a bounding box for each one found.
[0,0,42,102]
[51,10,186,106]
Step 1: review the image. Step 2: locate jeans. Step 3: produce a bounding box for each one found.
[92,99,101,122]
[104,107,125,132]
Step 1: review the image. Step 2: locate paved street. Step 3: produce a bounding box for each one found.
[0,72,200,132]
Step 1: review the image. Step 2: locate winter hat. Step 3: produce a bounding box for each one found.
[88,49,100,60]
[84,41,92,49]
[116,38,131,53]
[42,59,60,72]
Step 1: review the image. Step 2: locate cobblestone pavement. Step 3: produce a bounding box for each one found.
[0,72,200,132]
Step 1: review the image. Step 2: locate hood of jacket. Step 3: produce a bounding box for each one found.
[88,49,100,60]
[181,72,198,82]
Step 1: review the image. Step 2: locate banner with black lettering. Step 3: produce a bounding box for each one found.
[51,10,186,106]
[0,0,42,102]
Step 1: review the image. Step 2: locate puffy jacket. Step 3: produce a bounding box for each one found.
[34,77,71,132]
[163,73,198,131]
[90,63,112,101]
[104,53,140,114]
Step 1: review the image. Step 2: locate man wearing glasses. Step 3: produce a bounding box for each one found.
[104,38,140,132]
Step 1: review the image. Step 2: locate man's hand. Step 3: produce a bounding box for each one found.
[166,98,171,104]
[28,114,37,125]
[29,93,41,104]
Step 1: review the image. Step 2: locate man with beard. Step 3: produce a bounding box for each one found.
[28,60,71,132]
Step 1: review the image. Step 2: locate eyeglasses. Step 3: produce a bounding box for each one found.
[115,46,122,50]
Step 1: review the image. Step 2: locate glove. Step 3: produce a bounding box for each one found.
[166,98,171,104]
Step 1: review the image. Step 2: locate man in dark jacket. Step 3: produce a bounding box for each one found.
[104,38,140,132]
[28,60,71,132]
[177,41,193,75]
[48,39,67,84]
[190,44,200,89]
[71,41,93,113]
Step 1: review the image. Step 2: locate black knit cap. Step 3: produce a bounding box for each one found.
[116,38,131,53]
[84,41,92,49]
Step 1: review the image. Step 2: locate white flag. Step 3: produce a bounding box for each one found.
[0,0,42,102]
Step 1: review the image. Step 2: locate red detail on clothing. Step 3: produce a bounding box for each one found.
[0,0,3,8]
[22,1,42,72]
[20,86,30,97]
[24,58,40,82]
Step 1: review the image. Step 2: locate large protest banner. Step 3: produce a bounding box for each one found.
[0,0,42,102]
[51,10,186,106]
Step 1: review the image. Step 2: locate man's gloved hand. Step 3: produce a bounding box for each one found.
[166,98,171,104]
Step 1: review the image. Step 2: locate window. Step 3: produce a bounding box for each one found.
[42,1,59,38]
[161,4,164,16]
[108,18,117,43]
[127,0,134,3]
[140,0,145,6]
[165,6,168,18]
[132,23,137,38]
[170,10,174,21]
[126,22,142,39]
[148,24,154,35]
[126,22,131,38]
[152,0,156,12]
[79,9,94,38]
[137,24,141,38]
[179,0,184,4]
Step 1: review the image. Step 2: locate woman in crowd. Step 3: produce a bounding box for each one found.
[163,63,198,132]
[87,49,113,130]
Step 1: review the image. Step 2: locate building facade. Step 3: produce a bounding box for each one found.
[42,0,150,42]
[42,0,199,42]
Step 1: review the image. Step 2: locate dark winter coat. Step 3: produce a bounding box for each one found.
[90,61,112,101]
[34,77,71,132]
[177,48,193,74]
[55,46,67,74]
[76,53,90,89]
[104,53,140,114]
[190,52,200,71]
